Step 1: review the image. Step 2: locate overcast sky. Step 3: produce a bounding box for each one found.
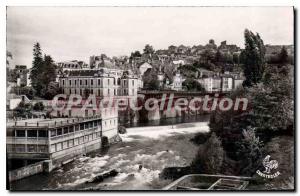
[7,7,294,67]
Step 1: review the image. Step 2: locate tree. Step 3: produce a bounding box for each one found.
[33,102,45,111]
[278,46,289,64]
[6,51,13,68]
[131,51,142,58]
[30,43,57,99]
[210,64,294,161]
[182,79,205,92]
[241,29,266,87]
[45,81,61,100]
[142,69,160,90]
[201,49,215,64]
[13,101,33,118]
[191,133,224,174]
[143,44,155,59]
[30,42,44,95]
[237,127,264,176]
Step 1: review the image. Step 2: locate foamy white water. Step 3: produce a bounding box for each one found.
[121,122,209,141]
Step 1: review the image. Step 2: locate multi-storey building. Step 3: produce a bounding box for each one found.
[7,116,104,170]
[59,68,141,98]
[197,72,244,92]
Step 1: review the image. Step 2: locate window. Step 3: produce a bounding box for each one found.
[91,79,93,86]
[27,145,37,152]
[56,143,62,151]
[75,80,77,85]
[63,141,68,149]
[63,127,69,134]
[113,78,116,85]
[16,130,25,137]
[57,128,62,135]
[68,140,74,147]
[15,144,25,152]
[7,144,15,152]
[62,80,65,86]
[38,145,48,153]
[79,136,84,144]
[74,138,79,145]
[50,130,56,137]
[27,130,37,137]
[80,80,82,85]
[69,80,72,86]
[51,144,56,152]
[80,123,84,130]
[38,130,48,137]
[75,125,79,131]
[117,78,121,85]
[108,79,110,85]
[85,80,88,85]
[94,121,98,127]
[98,79,101,86]
[132,80,134,86]
[7,129,14,137]
[69,126,74,133]
[89,122,93,128]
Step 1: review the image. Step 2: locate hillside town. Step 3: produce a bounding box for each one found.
[6,6,294,191]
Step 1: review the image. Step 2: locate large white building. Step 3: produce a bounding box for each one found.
[197,72,244,92]
[59,68,142,98]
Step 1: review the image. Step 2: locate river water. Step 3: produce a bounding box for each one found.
[10,115,210,190]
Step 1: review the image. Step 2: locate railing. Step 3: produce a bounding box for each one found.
[8,115,102,128]
[162,174,252,190]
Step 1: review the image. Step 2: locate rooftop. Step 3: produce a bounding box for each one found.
[7,116,101,128]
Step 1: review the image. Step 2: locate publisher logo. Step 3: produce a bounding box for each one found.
[256,155,280,179]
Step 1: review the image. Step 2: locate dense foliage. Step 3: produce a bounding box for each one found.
[30,43,58,99]
[240,29,266,86]
[191,133,224,174]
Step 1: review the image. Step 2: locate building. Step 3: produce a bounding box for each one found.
[59,68,141,98]
[14,65,29,87]
[56,60,89,71]
[197,71,244,92]
[6,116,106,170]
[170,72,184,91]
[90,55,115,69]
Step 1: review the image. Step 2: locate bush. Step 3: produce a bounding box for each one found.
[191,132,224,174]
[33,102,45,111]
[236,127,264,176]
[182,79,205,92]
[118,126,127,134]
[190,132,211,145]
[13,101,33,118]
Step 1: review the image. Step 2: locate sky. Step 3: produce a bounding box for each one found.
[7,7,294,68]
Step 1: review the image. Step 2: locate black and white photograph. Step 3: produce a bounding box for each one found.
[5,6,295,191]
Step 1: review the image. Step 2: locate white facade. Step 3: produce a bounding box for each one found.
[59,68,141,98]
[171,73,183,91]
[221,77,233,92]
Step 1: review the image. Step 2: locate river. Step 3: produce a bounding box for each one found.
[9,115,210,190]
